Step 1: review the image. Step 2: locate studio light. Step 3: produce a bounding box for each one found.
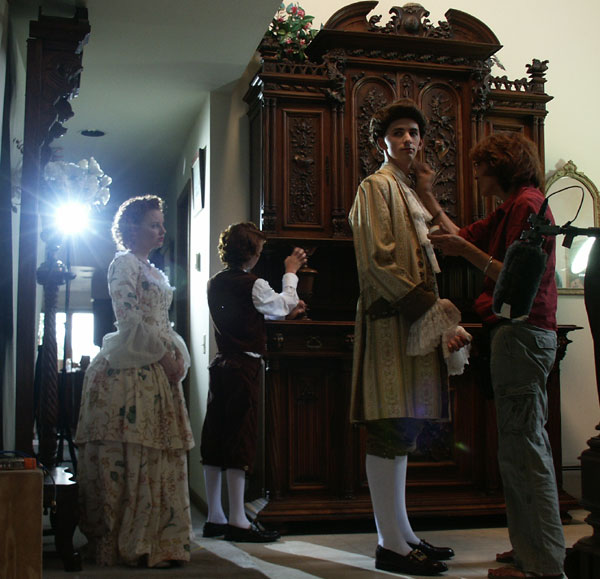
[571,237,595,275]
[54,201,91,235]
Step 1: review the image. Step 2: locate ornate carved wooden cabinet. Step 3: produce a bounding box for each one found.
[244,2,576,523]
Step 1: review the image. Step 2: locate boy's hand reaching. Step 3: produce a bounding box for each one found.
[286,300,307,320]
[285,247,308,274]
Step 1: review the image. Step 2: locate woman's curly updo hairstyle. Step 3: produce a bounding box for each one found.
[218,222,267,267]
[369,98,427,152]
[471,132,543,193]
[112,195,164,250]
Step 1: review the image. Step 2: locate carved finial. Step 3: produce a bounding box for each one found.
[368,3,452,39]
[391,4,430,35]
[526,59,549,93]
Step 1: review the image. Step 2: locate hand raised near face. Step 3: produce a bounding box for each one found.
[412,161,436,197]
[284,247,308,274]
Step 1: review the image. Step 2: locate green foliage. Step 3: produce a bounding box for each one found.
[265,2,319,62]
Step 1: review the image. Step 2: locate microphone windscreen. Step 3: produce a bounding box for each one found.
[492,240,548,320]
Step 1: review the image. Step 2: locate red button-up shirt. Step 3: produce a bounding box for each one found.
[459,186,557,331]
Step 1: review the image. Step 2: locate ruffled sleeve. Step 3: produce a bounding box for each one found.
[252,274,300,319]
[406,298,471,375]
[100,253,167,369]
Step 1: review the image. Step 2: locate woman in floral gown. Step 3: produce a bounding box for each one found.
[75,195,194,568]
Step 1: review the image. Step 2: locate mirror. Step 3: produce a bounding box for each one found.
[546,160,600,294]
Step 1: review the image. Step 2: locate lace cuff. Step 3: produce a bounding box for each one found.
[406,299,460,356]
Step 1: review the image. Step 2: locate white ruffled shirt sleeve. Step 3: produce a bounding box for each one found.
[252,273,300,319]
[100,254,168,369]
[406,298,472,376]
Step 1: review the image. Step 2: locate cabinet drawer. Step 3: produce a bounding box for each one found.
[266,321,354,355]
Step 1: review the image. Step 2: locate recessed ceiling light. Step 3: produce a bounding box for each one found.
[80,129,106,137]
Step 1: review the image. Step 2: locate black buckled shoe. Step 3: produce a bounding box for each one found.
[375,545,448,576]
[408,539,455,560]
[224,522,280,543]
[202,522,228,538]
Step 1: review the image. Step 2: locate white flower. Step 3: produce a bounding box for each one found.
[44,157,111,208]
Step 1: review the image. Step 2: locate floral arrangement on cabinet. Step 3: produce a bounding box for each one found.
[265,2,319,62]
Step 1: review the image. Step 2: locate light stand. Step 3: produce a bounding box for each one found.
[35,228,74,470]
[56,236,78,471]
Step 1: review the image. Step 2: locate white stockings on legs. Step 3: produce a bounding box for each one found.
[226,468,251,529]
[203,465,228,525]
[366,453,420,555]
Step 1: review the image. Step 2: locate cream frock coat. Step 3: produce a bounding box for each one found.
[349,162,447,422]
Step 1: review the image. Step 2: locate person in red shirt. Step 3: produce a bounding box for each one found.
[423,132,564,579]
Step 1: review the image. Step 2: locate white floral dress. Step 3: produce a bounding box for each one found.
[74,251,195,567]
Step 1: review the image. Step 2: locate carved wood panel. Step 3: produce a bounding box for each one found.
[420,84,462,221]
[288,367,333,490]
[350,75,394,186]
[282,110,327,231]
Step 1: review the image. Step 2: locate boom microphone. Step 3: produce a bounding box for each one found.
[492,236,547,320]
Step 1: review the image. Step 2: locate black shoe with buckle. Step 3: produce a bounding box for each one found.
[375,545,448,576]
[224,522,280,543]
[202,522,228,538]
[408,539,455,560]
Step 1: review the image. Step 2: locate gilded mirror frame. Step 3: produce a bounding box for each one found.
[546,160,600,294]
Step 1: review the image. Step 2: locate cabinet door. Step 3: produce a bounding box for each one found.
[264,355,356,500]
[271,106,334,238]
[345,68,473,226]
[345,73,396,197]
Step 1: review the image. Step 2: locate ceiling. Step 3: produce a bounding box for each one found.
[11,0,280,206]
[11,0,281,306]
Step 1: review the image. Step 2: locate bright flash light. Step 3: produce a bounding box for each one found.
[571,237,595,274]
[55,202,90,235]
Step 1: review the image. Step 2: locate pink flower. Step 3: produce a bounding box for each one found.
[291,5,298,14]
[298,9,305,17]
[286,37,292,44]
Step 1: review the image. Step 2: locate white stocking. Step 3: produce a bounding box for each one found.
[226,468,250,529]
[365,453,411,555]
[203,465,227,525]
[394,455,420,545]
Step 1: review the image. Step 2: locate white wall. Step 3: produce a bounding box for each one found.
[299,0,600,494]
[167,94,211,503]
[179,0,599,508]
[168,57,259,505]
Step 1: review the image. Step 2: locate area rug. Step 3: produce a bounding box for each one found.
[42,542,269,578]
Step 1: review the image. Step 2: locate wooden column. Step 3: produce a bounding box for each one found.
[15,9,90,454]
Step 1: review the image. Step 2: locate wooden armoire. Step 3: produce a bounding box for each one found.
[244,2,578,524]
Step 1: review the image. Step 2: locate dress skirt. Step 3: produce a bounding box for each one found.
[75,357,194,566]
[77,441,192,567]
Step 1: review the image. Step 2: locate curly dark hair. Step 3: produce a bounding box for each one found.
[369,98,427,150]
[111,195,164,250]
[218,222,267,267]
[471,132,543,193]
